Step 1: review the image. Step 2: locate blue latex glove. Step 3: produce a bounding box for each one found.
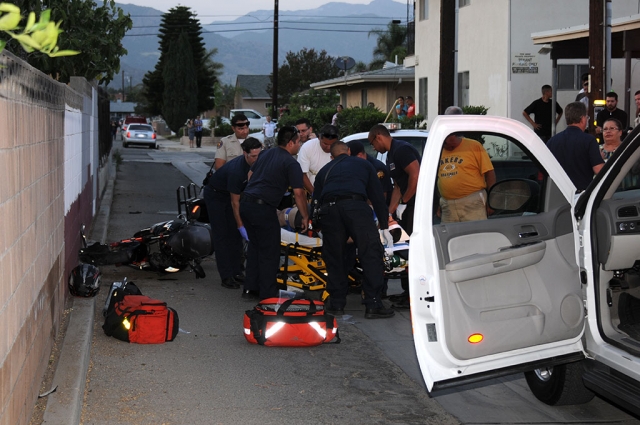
[238,226,249,241]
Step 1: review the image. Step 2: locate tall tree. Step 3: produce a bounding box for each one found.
[142,6,217,117]
[162,32,198,133]
[368,21,408,70]
[268,48,340,107]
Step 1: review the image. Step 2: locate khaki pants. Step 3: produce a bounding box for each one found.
[440,189,487,223]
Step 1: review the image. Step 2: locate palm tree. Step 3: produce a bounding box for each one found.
[368,21,408,70]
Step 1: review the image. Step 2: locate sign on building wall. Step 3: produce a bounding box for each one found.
[511,53,538,74]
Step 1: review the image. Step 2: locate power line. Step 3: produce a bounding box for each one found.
[130,20,404,29]
[124,26,398,37]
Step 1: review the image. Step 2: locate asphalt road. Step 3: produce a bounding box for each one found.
[79,139,640,424]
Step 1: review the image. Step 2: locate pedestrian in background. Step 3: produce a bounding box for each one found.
[111,120,117,141]
[262,115,277,149]
[204,137,263,290]
[395,96,407,119]
[194,115,204,148]
[406,96,415,118]
[332,104,343,126]
[312,142,395,319]
[187,119,195,149]
[634,90,640,128]
[522,84,563,143]
[595,92,628,136]
[239,127,308,300]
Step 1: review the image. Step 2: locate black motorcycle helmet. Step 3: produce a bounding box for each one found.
[69,263,101,297]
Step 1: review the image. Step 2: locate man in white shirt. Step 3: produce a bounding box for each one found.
[297,124,339,194]
[262,115,277,148]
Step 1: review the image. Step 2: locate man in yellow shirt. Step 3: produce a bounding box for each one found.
[437,134,496,222]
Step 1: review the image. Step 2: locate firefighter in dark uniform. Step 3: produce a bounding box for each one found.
[313,142,395,319]
[346,140,393,202]
[368,124,421,309]
[240,127,308,300]
[204,137,262,290]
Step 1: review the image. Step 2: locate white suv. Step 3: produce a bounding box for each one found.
[411,115,640,414]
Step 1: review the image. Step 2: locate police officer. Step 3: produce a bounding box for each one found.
[214,113,250,170]
[368,124,421,309]
[313,142,395,319]
[240,127,308,300]
[204,137,262,289]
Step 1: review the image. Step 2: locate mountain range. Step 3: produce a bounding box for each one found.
[113,0,408,90]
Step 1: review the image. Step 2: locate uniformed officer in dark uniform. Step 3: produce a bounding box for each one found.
[346,140,393,202]
[313,142,395,319]
[368,124,421,309]
[204,137,262,289]
[240,127,308,300]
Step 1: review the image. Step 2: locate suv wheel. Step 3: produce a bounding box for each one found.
[524,361,594,406]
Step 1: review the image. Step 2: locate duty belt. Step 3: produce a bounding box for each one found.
[240,194,267,205]
[323,194,367,204]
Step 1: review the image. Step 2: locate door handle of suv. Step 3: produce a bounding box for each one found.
[519,231,538,238]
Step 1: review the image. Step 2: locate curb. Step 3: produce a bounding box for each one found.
[42,158,117,424]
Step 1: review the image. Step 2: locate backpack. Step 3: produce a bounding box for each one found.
[102,294,179,344]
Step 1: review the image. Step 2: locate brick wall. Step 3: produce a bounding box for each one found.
[0,51,102,425]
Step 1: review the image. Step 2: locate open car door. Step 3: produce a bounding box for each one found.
[410,116,586,391]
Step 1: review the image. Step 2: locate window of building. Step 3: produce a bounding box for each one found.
[361,89,368,108]
[457,71,469,107]
[459,0,470,7]
[419,77,428,120]
[557,64,589,90]
[419,0,428,20]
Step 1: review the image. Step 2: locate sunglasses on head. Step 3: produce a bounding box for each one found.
[234,122,250,128]
[322,133,338,140]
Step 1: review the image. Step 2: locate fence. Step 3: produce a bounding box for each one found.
[0,50,108,425]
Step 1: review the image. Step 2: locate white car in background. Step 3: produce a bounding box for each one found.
[411,115,640,414]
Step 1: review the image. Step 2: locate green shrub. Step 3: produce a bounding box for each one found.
[214,123,233,137]
[462,105,489,115]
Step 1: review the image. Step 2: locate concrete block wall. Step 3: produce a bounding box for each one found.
[0,51,99,425]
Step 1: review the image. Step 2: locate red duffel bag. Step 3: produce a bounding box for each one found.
[244,297,340,347]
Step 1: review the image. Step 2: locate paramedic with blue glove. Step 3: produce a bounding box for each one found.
[312,141,395,319]
[204,137,262,290]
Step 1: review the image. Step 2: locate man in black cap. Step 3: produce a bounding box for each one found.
[240,127,309,300]
[313,142,395,319]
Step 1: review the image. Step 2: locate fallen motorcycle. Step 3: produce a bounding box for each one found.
[79,218,213,278]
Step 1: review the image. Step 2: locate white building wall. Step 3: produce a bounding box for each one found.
[413,0,640,132]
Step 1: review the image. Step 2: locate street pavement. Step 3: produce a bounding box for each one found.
[42,135,640,424]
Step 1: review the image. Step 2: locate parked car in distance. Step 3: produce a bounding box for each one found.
[123,124,157,149]
[121,116,147,132]
[230,109,273,130]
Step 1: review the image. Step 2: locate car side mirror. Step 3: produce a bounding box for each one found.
[488,179,540,214]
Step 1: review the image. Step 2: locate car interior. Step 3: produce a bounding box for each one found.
[429,132,584,360]
[593,139,640,351]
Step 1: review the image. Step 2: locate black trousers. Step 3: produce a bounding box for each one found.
[204,187,243,280]
[240,200,281,299]
[321,199,384,309]
[399,198,415,293]
[195,130,203,147]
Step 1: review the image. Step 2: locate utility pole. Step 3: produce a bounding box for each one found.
[588,0,604,132]
[121,70,125,102]
[438,0,455,114]
[272,0,279,118]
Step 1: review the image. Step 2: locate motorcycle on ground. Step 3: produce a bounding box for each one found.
[79,218,213,279]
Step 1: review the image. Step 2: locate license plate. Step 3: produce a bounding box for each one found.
[136,134,145,138]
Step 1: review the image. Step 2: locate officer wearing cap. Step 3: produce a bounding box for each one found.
[215,113,251,170]
[346,140,393,202]
[204,137,262,290]
[313,142,395,319]
[297,124,340,194]
[240,127,309,300]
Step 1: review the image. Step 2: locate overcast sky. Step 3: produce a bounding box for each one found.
[120,0,404,21]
